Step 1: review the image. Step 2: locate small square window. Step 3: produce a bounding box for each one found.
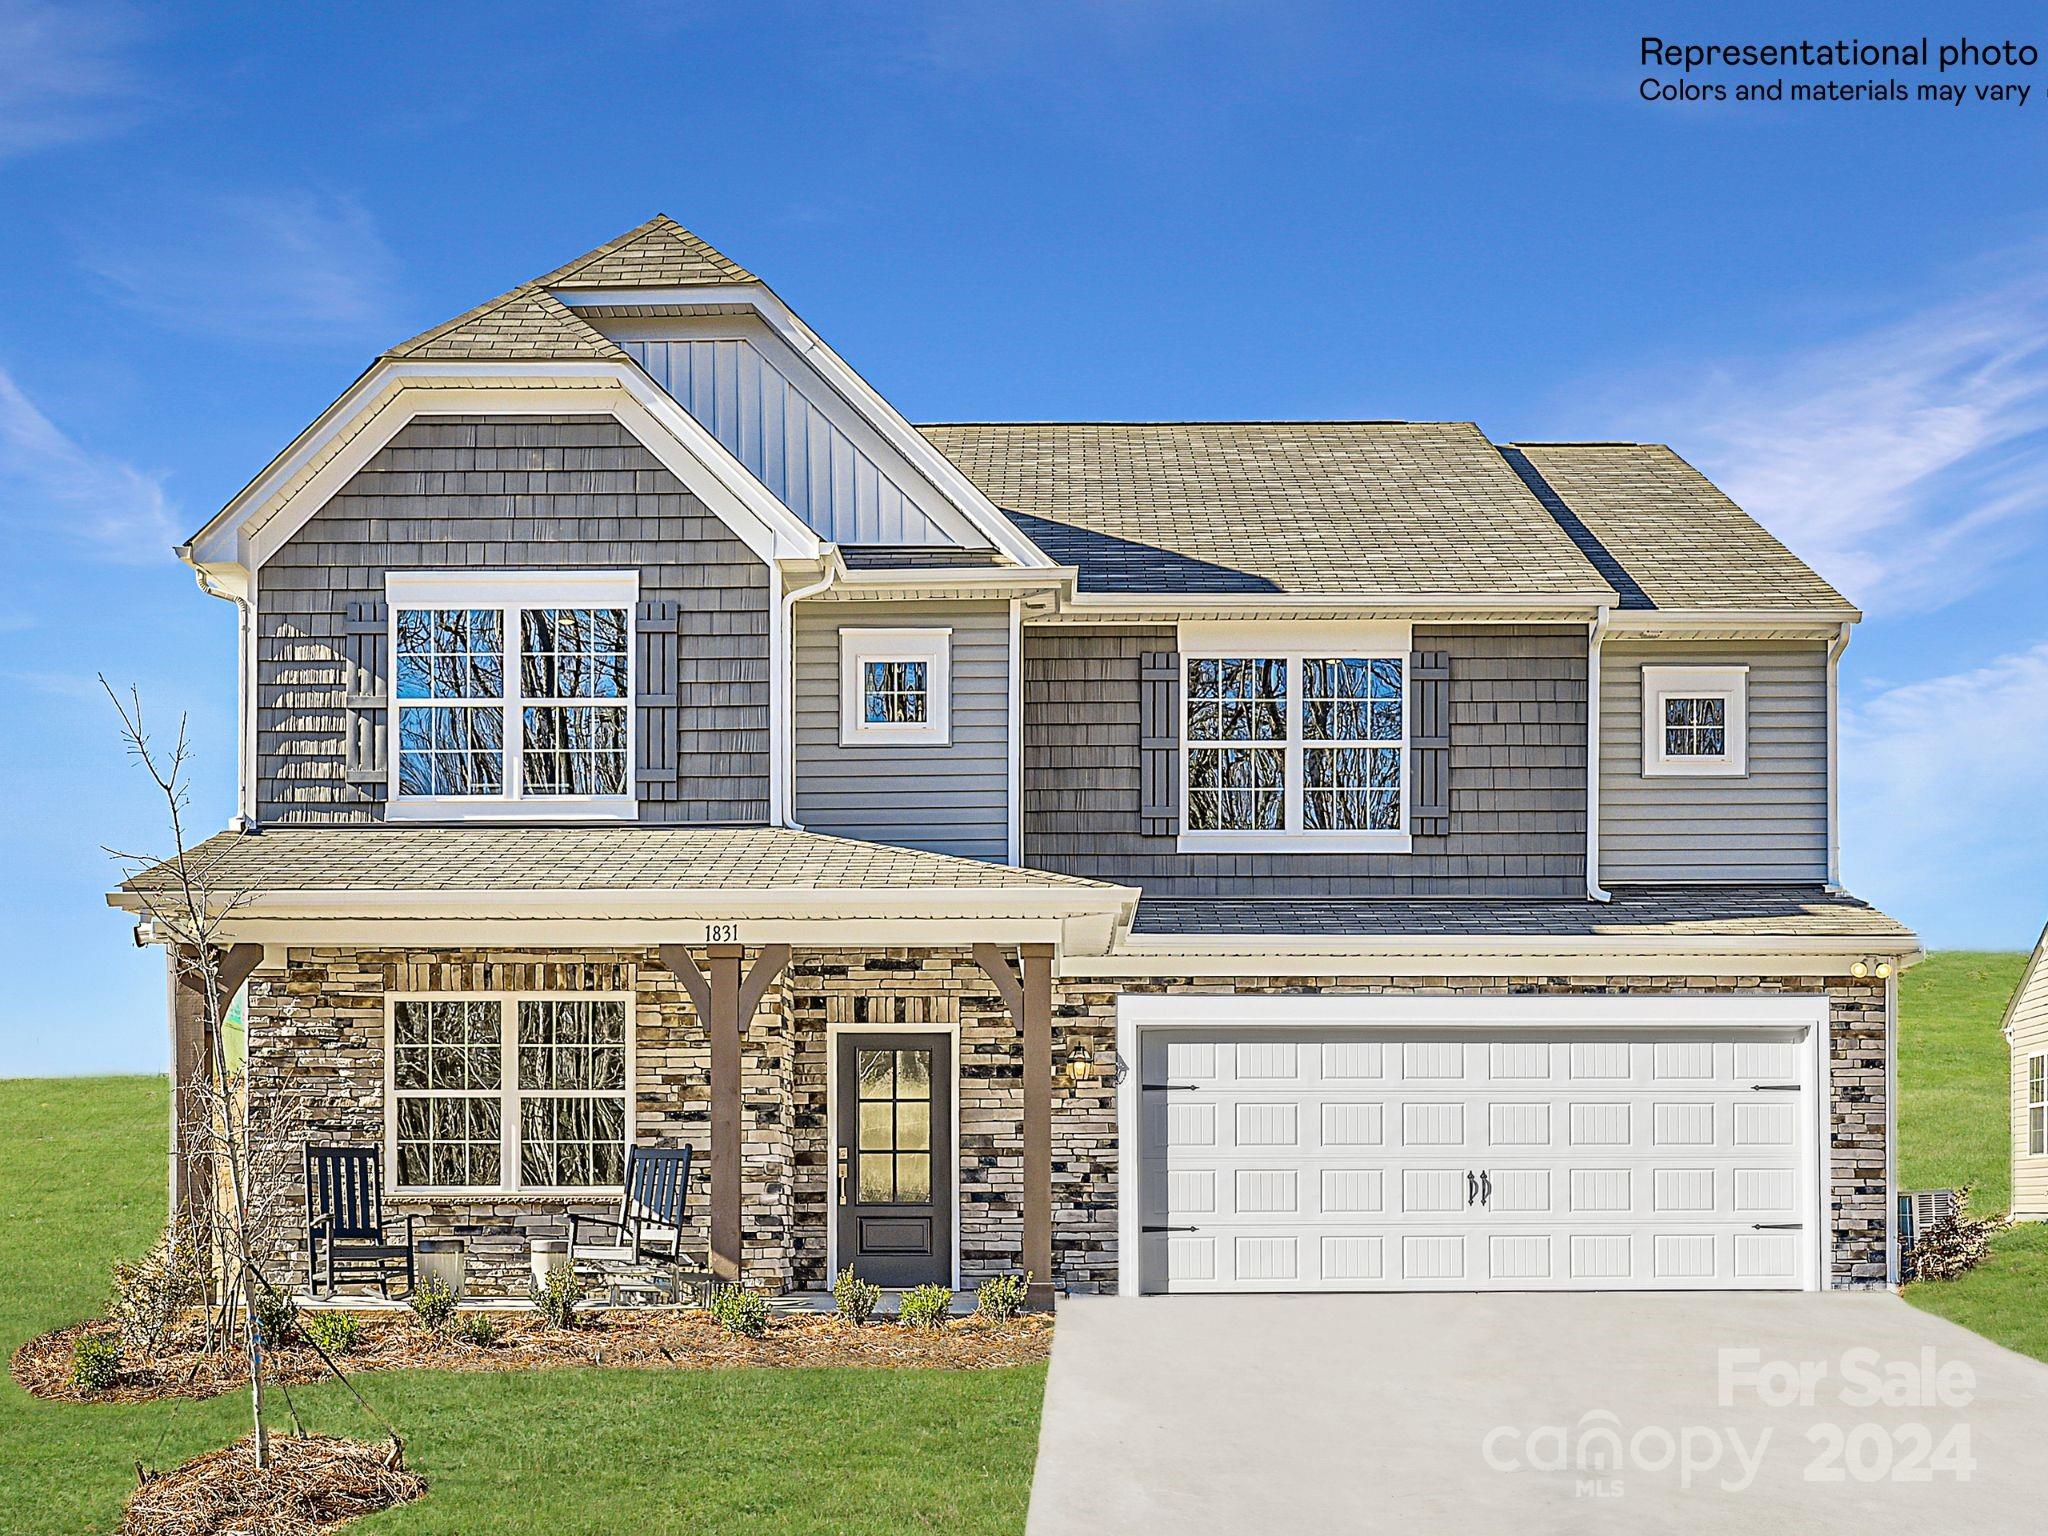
[1641,666,1748,777]
[840,629,950,745]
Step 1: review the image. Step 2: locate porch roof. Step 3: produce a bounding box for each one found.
[110,825,1134,928]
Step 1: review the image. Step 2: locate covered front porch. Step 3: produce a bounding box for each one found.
[113,825,1137,1309]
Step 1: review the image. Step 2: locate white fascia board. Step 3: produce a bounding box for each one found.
[832,567,1076,595]
[109,883,1138,923]
[1106,930,1922,959]
[190,363,824,575]
[1117,992,1830,1028]
[1065,941,1924,980]
[554,281,1056,570]
[1607,607,1862,636]
[196,915,1079,950]
[1055,593,1613,621]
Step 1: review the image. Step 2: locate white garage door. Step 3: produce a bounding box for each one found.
[1137,1026,1814,1292]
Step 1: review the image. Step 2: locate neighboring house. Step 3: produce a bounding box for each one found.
[113,216,1922,1301]
[2007,926,2048,1221]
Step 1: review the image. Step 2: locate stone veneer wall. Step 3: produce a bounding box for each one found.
[243,947,1888,1297]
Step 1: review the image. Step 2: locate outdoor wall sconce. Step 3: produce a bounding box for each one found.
[1065,1045,1130,1085]
[1848,959,1894,980]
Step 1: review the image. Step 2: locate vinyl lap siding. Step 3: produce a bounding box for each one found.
[792,600,1011,860]
[1599,641,1827,882]
[255,416,772,824]
[1022,624,1586,897]
[2012,953,2048,1220]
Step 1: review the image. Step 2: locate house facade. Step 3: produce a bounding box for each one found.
[2006,926,2048,1222]
[116,216,1920,1301]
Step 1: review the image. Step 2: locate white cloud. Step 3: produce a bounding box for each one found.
[1841,643,2048,945]
[0,365,177,561]
[81,189,403,344]
[0,0,146,160]
[1603,249,2048,615]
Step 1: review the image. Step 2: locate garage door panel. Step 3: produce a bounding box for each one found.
[1141,1024,1812,1294]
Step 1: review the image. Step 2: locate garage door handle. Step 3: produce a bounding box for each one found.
[1143,1225,1198,1233]
[1749,1084,1801,1092]
[1480,1170,1492,1206]
[1142,1085,1197,1093]
[1466,1171,1478,1206]
[1751,1222,1803,1230]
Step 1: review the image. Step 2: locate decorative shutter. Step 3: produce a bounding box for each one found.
[341,601,388,792]
[1409,649,1451,837]
[1139,650,1180,837]
[636,598,681,801]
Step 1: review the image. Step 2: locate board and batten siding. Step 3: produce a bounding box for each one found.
[614,319,957,547]
[255,415,773,824]
[1022,624,1586,897]
[1599,641,1828,883]
[2011,946,2048,1220]
[792,600,1011,860]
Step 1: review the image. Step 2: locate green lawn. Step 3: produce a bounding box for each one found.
[1896,950,2029,1213]
[0,1076,1043,1536]
[1895,950,2048,1361]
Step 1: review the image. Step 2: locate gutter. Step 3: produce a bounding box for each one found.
[1586,604,1612,902]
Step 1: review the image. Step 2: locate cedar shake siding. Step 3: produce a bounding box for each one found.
[255,415,772,824]
[792,599,1013,861]
[1022,624,1588,897]
[1599,640,1829,883]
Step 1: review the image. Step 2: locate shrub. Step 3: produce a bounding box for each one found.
[301,1310,363,1356]
[250,1285,300,1349]
[832,1267,881,1325]
[709,1285,770,1339]
[108,1223,205,1357]
[455,1310,501,1348]
[897,1284,953,1329]
[408,1275,459,1333]
[529,1267,588,1331]
[1908,1187,2009,1282]
[975,1271,1031,1323]
[71,1333,123,1393]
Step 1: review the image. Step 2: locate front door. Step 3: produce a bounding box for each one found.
[835,1032,952,1287]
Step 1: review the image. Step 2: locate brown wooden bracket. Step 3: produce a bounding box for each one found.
[656,943,791,1285]
[973,943,1056,1310]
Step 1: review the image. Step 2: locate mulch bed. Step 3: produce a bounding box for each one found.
[16,1310,1053,1405]
[121,1433,425,1536]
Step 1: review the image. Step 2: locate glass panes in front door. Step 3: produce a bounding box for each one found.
[856,1047,933,1205]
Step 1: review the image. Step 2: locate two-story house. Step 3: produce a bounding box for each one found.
[116,216,1919,1302]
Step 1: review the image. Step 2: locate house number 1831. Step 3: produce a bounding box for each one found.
[703,922,742,943]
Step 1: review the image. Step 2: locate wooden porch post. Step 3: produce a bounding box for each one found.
[659,943,790,1285]
[974,942,1056,1309]
[169,942,264,1223]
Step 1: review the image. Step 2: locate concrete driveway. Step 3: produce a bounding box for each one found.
[1029,1293,2048,1534]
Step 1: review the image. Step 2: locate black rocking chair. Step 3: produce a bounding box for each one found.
[568,1146,706,1301]
[304,1145,415,1298]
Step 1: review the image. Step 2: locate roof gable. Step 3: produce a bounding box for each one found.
[383,282,627,363]
[538,213,757,289]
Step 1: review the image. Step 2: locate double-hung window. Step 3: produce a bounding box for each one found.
[388,573,635,817]
[1181,639,1407,851]
[2030,1053,2046,1158]
[389,994,633,1192]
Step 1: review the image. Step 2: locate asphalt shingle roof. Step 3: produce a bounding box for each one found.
[1502,443,1854,614]
[383,283,627,363]
[537,214,757,289]
[919,422,1616,598]
[1133,887,1915,942]
[119,826,1112,897]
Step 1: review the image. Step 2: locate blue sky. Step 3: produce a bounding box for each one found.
[3,1,2046,1074]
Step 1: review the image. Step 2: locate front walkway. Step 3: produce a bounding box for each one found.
[1029,1292,2048,1534]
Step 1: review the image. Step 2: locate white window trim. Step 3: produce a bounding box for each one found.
[839,627,952,746]
[1176,641,1410,854]
[385,571,639,821]
[2029,1052,2046,1158]
[1641,664,1749,778]
[384,990,637,1197]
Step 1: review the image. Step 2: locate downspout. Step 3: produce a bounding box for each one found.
[1884,965,1900,1289]
[1826,620,1852,890]
[180,549,258,830]
[778,551,842,830]
[1585,605,1612,901]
